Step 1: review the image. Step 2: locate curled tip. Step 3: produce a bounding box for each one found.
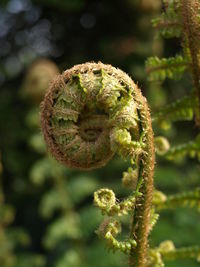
[154,136,170,155]
[22,59,59,104]
[122,167,139,189]
[40,62,142,170]
[158,240,175,252]
[96,218,121,239]
[94,188,116,211]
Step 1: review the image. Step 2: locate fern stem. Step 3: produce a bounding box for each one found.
[181,0,200,126]
[129,91,155,267]
[41,62,155,267]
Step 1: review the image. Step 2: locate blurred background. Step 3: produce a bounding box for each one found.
[0,0,200,267]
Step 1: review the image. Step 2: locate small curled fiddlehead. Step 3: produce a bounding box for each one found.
[41,62,155,267]
[22,59,59,104]
[94,188,141,216]
[154,136,170,155]
[96,218,137,254]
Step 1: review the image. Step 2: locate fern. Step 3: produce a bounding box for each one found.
[153,188,200,211]
[164,134,200,161]
[146,55,189,82]
[150,241,200,266]
[152,1,182,38]
[40,62,155,267]
[153,94,198,123]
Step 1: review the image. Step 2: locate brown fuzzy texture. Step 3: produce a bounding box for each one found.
[41,62,155,266]
[41,63,116,170]
[41,62,142,170]
[181,0,200,126]
[128,82,155,267]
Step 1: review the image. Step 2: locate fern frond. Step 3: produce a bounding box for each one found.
[150,241,200,265]
[43,213,81,249]
[153,188,200,211]
[96,218,136,254]
[153,94,197,123]
[148,208,159,233]
[161,245,200,261]
[152,6,181,38]
[146,55,189,82]
[164,134,200,161]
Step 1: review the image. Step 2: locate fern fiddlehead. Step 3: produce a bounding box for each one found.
[22,59,59,104]
[40,62,155,267]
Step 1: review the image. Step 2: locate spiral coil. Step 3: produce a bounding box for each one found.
[41,62,142,170]
[41,62,155,267]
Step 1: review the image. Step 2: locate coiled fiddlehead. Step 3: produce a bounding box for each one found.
[41,62,155,267]
[22,59,59,104]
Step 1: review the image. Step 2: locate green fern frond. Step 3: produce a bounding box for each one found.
[153,188,200,211]
[152,6,181,38]
[161,245,200,261]
[43,213,81,249]
[39,189,71,218]
[150,241,200,265]
[149,209,159,233]
[153,94,197,123]
[146,55,189,82]
[164,134,200,161]
[96,218,136,254]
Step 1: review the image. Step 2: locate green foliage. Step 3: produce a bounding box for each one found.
[68,175,99,204]
[164,134,200,162]
[1,0,200,267]
[153,94,198,124]
[55,250,82,267]
[152,2,182,38]
[150,241,200,266]
[30,157,65,185]
[43,213,81,249]
[145,55,189,82]
[39,188,71,218]
[154,188,200,211]
[145,0,200,266]
[15,254,45,267]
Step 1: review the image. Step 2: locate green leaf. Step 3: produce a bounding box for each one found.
[152,0,182,38]
[146,55,189,82]
[153,94,197,123]
[39,189,71,218]
[28,132,46,154]
[80,206,102,238]
[154,188,200,211]
[30,157,65,185]
[164,134,200,161]
[68,175,99,204]
[43,213,81,249]
[55,250,82,267]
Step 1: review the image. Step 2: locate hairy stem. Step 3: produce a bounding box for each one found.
[129,90,155,267]
[41,62,155,267]
[181,0,200,126]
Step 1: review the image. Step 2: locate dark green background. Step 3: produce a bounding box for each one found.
[0,0,199,266]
